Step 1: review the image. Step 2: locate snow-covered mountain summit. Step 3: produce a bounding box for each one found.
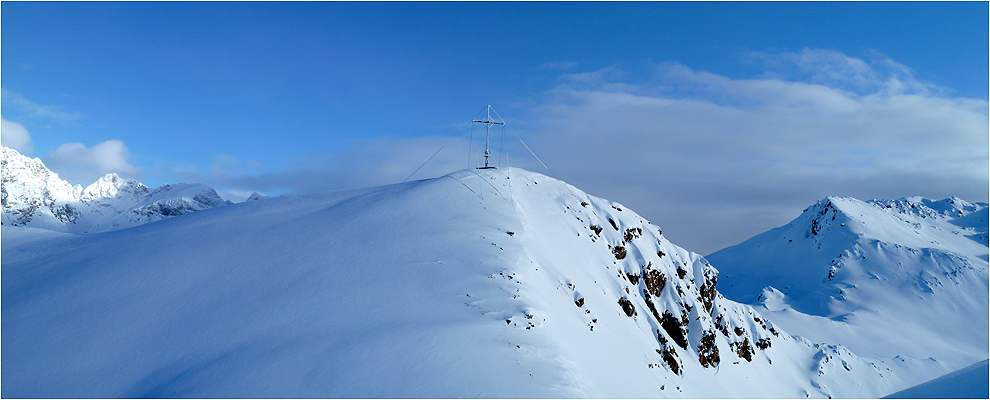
[1,146,230,232]
[4,168,930,398]
[709,195,988,376]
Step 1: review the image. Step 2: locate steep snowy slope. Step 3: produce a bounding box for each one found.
[4,169,926,398]
[1,146,229,232]
[709,196,989,382]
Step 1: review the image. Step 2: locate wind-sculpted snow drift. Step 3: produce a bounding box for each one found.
[1,167,950,397]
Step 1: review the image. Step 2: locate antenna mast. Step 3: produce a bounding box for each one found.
[472,105,504,169]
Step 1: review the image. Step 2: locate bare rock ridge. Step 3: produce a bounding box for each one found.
[1,146,230,232]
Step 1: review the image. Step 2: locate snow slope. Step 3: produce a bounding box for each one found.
[884,359,989,399]
[2,168,922,398]
[1,146,230,232]
[709,196,989,386]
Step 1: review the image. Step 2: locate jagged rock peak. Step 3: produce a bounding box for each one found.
[81,173,150,201]
[868,196,986,219]
[1,145,228,232]
[804,195,985,219]
[796,195,987,244]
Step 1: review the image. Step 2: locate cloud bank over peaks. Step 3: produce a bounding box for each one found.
[43,140,142,186]
[163,135,477,202]
[0,91,142,188]
[527,49,988,254]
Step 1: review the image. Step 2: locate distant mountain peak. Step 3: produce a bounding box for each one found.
[710,194,988,385]
[794,195,987,248]
[869,196,985,220]
[1,145,229,232]
[246,192,267,201]
[80,172,150,202]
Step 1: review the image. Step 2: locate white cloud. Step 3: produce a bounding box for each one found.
[44,140,142,185]
[1,89,84,123]
[746,48,940,97]
[208,154,265,180]
[522,50,988,254]
[1,116,34,154]
[158,135,479,205]
[218,136,475,194]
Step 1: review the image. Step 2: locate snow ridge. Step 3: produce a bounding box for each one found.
[3,168,914,398]
[1,146,230,232]
[710,194,989,388]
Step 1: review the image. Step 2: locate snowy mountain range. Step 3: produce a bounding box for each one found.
[1,146,230,232]
[708,196,988,371]
[2,154,987,397]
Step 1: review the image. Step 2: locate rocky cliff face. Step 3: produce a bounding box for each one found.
[1,146,229,232]
[547,189,782,375]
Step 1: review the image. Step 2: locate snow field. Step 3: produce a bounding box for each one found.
[4,168,983,397]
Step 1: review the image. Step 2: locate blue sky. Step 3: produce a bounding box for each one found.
[2,1,987,253]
